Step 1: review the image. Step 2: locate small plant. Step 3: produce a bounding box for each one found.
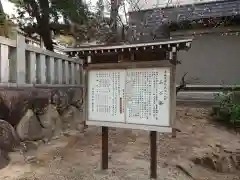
[213,86,240,127]
[214,91,232,108]
[229,104,240,124]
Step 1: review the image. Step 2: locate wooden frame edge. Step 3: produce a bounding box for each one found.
[85,60,176,132]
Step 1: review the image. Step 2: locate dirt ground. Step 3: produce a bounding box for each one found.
[0,106,239,180]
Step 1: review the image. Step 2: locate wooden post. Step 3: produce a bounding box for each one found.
[102,126,108,170]
[150,131,157,179]
[170,49,177,138]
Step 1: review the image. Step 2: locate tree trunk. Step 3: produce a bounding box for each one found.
[40,30,54,51]
[110,0,118,43]
[110,0,118,33]
[38,20,54,51]
[0,1,5,17]
[37,0,54,51]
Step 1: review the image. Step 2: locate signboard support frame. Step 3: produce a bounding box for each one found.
[70,38,192,180]
[170,50,177,138]
[86,60,176,179]
[150,131,157,179]
[102,126,109,170]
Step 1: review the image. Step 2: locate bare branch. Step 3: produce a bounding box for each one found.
[176,72,188,94]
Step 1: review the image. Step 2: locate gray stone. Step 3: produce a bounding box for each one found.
[171,158,213,180]
[61,106,77,122]
[61,106,83,130]
[51,90,69,114]
[39,104,63,139]
[0,90,29,127]
[191,145,240,173]
[39,104,60,129]
[218,156,236,173]
[0,120,19,152]
[67,88,84,110]
[53,116,63,137]
[16,110,43,141]
[42,128,56,143]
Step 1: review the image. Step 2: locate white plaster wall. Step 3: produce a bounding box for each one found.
[177,33,240,85]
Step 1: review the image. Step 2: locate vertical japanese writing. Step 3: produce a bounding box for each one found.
[90,71,123,117]
[91,87,94,112]
[164,70,167,101]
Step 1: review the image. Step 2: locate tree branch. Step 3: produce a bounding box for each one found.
[176,72,188,94]
[24,0,41,22]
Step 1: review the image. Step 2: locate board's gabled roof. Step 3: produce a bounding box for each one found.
[64,37,192,56]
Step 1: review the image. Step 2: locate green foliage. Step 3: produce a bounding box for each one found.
[9,0,90,50]
[214,91,232,108]
[213,88,240,127]
[0,1,10,37]
[0,0,15,38]
[229,104,240,124]
[9,0,89,24]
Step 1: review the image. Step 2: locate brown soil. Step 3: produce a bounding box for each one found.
[0,106,239,180]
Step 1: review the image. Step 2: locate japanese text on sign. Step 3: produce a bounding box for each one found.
[88,68,171,127]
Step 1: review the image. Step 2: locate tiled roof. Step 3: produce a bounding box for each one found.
[129,0,240,24]
[128,0,240,43]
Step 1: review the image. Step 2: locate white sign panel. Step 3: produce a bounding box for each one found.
[87,67,172,131]
[125,68,170,126]
[88,70,125,122]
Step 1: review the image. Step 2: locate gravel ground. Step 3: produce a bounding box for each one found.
[0,106,239,180]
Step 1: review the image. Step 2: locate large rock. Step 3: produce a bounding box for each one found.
[0,90,30,126]
[67,88,84,110]
[191,144,240,173]
[51,90,69,115]
[61,106,83,130]
[0,120,19,152]
[39,104,62,139]
[39,104,60,129]
[61,106,79,122]
[16,110,43,141]
[28,95,49,115]
[169,158,215,180]
[0,87,83,132]
[0,89,50,127]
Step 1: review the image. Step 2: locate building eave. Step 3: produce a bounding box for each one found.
[64,38,192,57]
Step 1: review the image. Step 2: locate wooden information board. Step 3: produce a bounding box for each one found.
[87,61,174,132]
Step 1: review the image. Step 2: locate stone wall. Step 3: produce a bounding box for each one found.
[0,87,83,126]
[0,86,84,168]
